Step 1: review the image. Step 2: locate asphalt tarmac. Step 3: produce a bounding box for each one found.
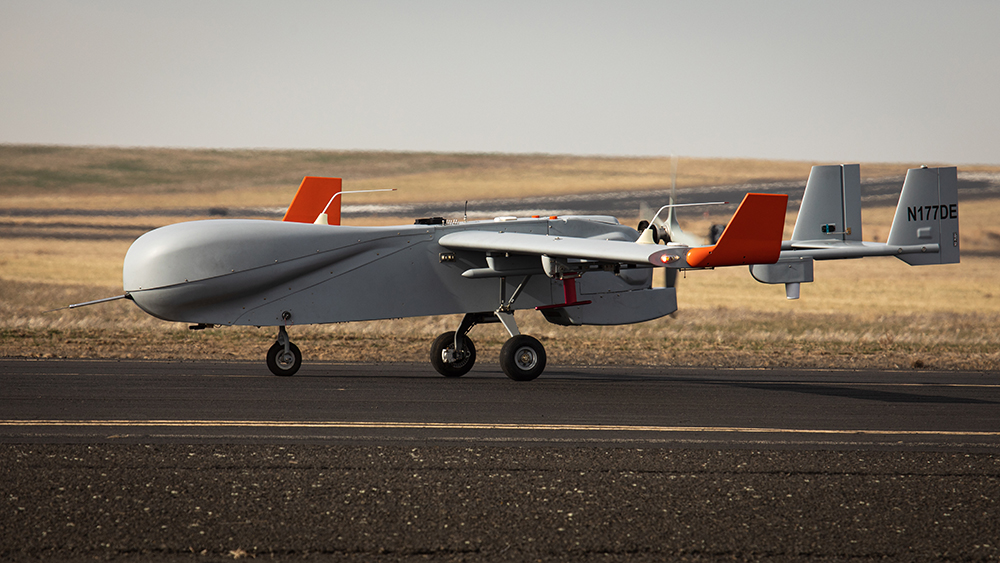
[2,359,999,561]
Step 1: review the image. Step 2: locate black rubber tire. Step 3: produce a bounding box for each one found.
[499,335,546,381]
[266,341,302,376]
[429,331,476,377]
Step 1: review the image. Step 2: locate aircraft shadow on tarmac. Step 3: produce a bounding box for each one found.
[529,369,997,405]
[706,380,997,405]
[269,364,996,406]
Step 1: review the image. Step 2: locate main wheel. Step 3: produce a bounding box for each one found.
[500,335,546,381]
[266,341,302,376]
[430,331,476,377]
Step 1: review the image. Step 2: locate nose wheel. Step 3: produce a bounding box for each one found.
[266,326,302,376]
[430,331,477,377]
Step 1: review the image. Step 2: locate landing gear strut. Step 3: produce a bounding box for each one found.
[429,275,547,381]
[267,325,301,376]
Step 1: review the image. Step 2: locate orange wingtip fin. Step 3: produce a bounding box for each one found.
[282,177,343,224]
[685,193,787,268]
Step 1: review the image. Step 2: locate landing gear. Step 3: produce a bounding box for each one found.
[429,275,549,381]
[267,325,301,376]
[499,334,546,381]
[430,330,477,377]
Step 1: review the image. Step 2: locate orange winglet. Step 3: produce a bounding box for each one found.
[282,177,343,224]
[685,193,788,268]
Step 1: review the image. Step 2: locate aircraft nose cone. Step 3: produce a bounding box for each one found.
[123,220,279,321]
[124,220,268,292]
[122,219,361,323]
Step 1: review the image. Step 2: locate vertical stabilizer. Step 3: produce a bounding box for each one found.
[887,167,959,265]
[791,164,862,242]
[282,177,343,225]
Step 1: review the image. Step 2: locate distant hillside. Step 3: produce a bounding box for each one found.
[2,144,975,207]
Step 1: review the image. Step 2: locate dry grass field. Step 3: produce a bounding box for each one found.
[2,145,998,371]
[3,144,990,209]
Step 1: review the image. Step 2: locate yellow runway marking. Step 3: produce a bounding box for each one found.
[1,420,999,438]
[746,382,1000,389]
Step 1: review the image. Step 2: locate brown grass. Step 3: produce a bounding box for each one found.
[3,279,996,371]
[6,145,993,209]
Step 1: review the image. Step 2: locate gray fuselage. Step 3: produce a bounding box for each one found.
[123,216,677,327]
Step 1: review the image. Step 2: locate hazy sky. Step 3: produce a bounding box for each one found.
[2,1,998,164]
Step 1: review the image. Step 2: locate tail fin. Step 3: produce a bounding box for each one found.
[686,193,788,268]
[282,177,343,225]
[791,164,862,243]
[887,166,959,265]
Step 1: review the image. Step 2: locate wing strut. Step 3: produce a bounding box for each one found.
[452,274,534,353]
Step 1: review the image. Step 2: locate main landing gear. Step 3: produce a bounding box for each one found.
[499,334,546,381]
[430,312,546,381]
[430,276,547,381]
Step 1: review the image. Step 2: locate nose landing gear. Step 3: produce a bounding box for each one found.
[266,325,301,376]
[430,330,477,377]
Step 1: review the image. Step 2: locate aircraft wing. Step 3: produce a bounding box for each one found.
[439,231,687,266]
[440,192,788,271]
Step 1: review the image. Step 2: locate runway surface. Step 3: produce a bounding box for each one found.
[3,359,1000,448]
[2,359,999,561]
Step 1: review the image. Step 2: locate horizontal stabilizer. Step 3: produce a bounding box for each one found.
[685,193,788,268]
[779,165,958,265]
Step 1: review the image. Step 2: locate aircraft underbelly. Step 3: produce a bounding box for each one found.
[541,287,677,326]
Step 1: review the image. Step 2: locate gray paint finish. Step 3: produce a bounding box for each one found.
[124,216,677,327]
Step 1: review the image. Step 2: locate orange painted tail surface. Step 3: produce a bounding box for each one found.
[282,177,343,224]
[685,193,787,268]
